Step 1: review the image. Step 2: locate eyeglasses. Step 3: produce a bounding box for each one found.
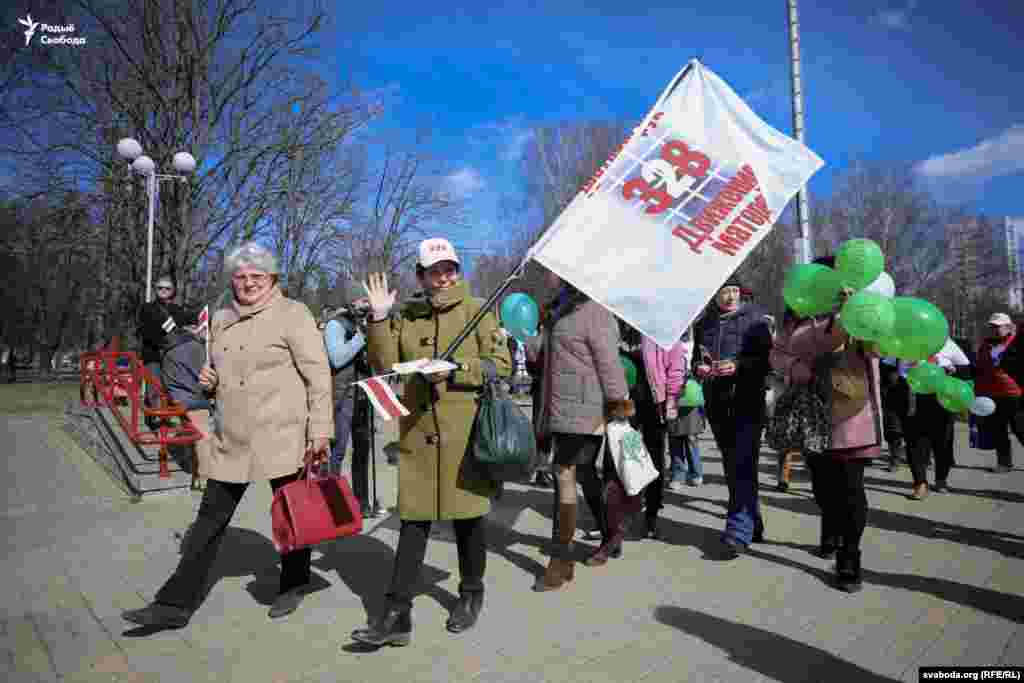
[232,273,270,285]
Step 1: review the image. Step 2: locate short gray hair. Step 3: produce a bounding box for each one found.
[223,242,279,278]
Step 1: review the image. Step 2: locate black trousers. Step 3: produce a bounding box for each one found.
[980,396,1023,467]
[906,395,955,485]
[156,471,311,611]
[387,516,486,609]
[806,457,868,552]
[635,402,666,520]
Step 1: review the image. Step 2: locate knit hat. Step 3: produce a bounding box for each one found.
[721,274,744,290]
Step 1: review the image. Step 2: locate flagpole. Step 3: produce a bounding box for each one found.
[787,0,813,264]
[438,265,524,361]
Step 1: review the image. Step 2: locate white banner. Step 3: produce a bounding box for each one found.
[528,59,825,349]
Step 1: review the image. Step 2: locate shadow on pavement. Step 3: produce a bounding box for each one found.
[653,606,900,682]
[313,529,454,623]
[122,527,284,637]
[741,544,1024,624]
[757,493,1024,559]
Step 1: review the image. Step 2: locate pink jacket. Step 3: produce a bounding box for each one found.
[641,337,687,404]
[770,315,882,459]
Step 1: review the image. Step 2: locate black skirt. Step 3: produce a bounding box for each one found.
[551,432,604,467]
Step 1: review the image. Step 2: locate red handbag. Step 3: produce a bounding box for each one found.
[271,464,364,553]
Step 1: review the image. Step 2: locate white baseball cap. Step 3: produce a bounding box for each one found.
[418,238,460,269]
[988,312,1013,326]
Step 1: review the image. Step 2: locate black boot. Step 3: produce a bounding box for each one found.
[351,603,412,647]
[122,602,192,630]
[446,589,484,633]
[752,518,765,544]
[818,519,840,559]
[835,550,863,593]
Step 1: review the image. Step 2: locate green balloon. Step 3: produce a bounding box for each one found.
[877,336,906,359]
[836,238,885,291]
[783,264,842,318]
[906,362,945,394]
[890,297,949,361]
[621,354,637,389]
[840,291,896,342]
[936,376,974,413]
[678,379,704,407]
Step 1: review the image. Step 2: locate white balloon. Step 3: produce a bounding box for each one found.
[864,271,895,298]
[970,396,996,417]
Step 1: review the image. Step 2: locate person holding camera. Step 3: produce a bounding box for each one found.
[323,299,373,515]
[137,274,186,428]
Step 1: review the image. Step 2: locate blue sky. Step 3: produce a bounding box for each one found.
[319,0,1021,250]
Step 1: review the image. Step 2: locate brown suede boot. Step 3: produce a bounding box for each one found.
[777,451,795,491]
[535,503,576,591]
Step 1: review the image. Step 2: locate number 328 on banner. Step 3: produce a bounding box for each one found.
[622,140,711,215]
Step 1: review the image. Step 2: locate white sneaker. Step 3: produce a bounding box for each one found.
[667,480,686,493]
[688,477,703,487]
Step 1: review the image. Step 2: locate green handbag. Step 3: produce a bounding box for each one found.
[472,382,538,481]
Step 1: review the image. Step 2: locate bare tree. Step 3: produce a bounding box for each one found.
[811,161,964,295]
[336,138,471,301]
[1,0,377,347]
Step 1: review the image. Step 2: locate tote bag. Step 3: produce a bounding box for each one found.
[606,420,659,496]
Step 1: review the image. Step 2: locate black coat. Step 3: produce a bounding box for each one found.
[694,303,773,407]
[137,300,187,364]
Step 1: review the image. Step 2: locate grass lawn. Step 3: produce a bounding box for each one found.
[0,382,81,415]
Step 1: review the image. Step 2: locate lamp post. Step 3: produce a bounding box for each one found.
[786,0,813,264]
[116,138,196,302]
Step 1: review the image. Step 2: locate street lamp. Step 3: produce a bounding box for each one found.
[117,138,196,302]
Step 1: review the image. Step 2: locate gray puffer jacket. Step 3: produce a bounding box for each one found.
[528,290,633,438]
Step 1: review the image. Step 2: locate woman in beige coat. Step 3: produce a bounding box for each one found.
[122,242,334,631]
[352,238,510,647]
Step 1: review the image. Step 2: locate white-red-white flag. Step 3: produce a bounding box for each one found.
[196,305,211,360]
[196,305,210,338]
[356,376,410,421]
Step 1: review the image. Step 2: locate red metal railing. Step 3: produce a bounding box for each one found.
[80,350,203,487]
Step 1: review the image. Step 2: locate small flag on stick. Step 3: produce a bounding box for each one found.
[356,376,410,420]
[196,305,210,359]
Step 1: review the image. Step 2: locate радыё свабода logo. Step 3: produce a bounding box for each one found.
[18,14,86,46]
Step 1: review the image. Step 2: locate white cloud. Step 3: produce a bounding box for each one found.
[471,118,535,162]
[915,124,1024,183]
[873,0,918,31]
[445,167,486,197]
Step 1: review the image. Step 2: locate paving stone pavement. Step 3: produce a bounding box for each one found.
[1,412,1022,683]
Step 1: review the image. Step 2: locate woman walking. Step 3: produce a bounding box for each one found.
[122,242,334,630]
[771,256,882,593]
[528,270,632,589]
[904,339,971,499]
[635,331,686,539]
[352,238,510,646]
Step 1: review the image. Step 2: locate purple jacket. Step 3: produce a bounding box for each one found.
[770,315,882,460]
[641,337,687,404]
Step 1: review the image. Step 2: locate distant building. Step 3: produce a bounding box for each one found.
[1004,216,1024,310]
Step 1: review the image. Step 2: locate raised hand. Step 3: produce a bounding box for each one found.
[362,272,397,321]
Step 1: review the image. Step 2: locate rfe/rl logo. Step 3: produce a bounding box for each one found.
[18,14,38,47]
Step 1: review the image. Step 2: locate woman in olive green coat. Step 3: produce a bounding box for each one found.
[352,238,510,647]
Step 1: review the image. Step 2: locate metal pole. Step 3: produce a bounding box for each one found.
[145,172,156,302]
[787,0,813,264]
